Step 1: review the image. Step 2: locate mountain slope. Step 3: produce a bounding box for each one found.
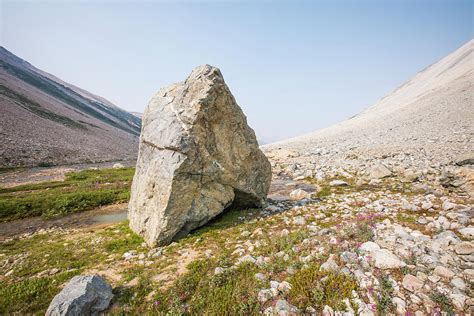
[265,40,474,167]
[0,47,141,167]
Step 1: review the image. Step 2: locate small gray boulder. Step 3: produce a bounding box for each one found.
[46,275,113,316]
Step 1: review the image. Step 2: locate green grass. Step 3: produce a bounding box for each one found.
[304,176,355,198]
[0,221,144,314]
[430,291,454,316]
[375,272,394,314]
[0,271,79,314]
[288,263,358,311]
[0,167,134,221]
[151,259,261,315]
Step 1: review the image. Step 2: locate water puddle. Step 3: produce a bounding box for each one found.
[88,211,128,225]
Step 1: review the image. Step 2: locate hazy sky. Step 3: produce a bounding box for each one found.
[1,0,472,143]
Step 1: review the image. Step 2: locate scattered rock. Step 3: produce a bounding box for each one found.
[258,289,274,303]
[275,299,299,314]
[458,227,474,240]
[293,216,306,225]
[454,241,474,255]
[214,267,224,275]
[329,180,348,187]
[402,274,424,292]
[289,189,311,200]
[320,255,339,271]
[433,266,455,279]
[237,255,256,265]
[367,163,392,179]
[278,281,292,293]
[359,241,380,253]
[454,152,474,166]
[372,249,405,269]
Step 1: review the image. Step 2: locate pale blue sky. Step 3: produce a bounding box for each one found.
[1,0,472,143]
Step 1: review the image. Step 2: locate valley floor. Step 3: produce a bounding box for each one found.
[1,169,472,315]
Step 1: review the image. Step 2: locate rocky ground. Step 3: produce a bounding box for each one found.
[1,41,473,315]
[1,165,472,314]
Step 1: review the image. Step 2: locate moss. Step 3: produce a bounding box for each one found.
[316,186,332,198]
[288,263,357,311]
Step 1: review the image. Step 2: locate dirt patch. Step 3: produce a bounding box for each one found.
[152,248,201,289]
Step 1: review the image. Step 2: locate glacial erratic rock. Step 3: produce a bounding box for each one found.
[129,65,271,246]
[46,275,113,316]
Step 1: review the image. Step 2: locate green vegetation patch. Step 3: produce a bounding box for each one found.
[0,167,134,221]
[152,259,261,315]
[375,272,394,314]
[288,263,358,311]
[0,221,144,314]
[430,290,455,316]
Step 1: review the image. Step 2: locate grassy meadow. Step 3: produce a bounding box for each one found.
[0,167,134,222]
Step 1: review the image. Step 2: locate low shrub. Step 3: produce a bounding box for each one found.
[288,263,357,311]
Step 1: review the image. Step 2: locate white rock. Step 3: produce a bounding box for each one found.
[275,299,298,314]
[442,200,457,211]
[241,230,251,237]
[236,255,256,265]
[450,277,466,290]
[392,297,406,315]
[421,201,433,210]
[322,305,334,316]
[458,227,474,240]
[433,266,455,279]
[367,163,392,179]
[258,289,274,303]
[320,255,339,271]
[402,275,424,292]
[293,216,306,225]
[214,267,225,275]
[289,189,311,200]
[450,293,467,310]
[329,180,348,187]
[454,241,474,255]
[278,281,292,293]
[253,273,265,282]
[359,241,381,253]
[281,229,290,237]
[372,249,406,269]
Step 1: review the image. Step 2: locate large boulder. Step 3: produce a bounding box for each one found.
[129,65,271,246]
[46,275,113,316]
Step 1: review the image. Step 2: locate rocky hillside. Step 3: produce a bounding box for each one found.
[265,40,473,173]
[0,47,141,167]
